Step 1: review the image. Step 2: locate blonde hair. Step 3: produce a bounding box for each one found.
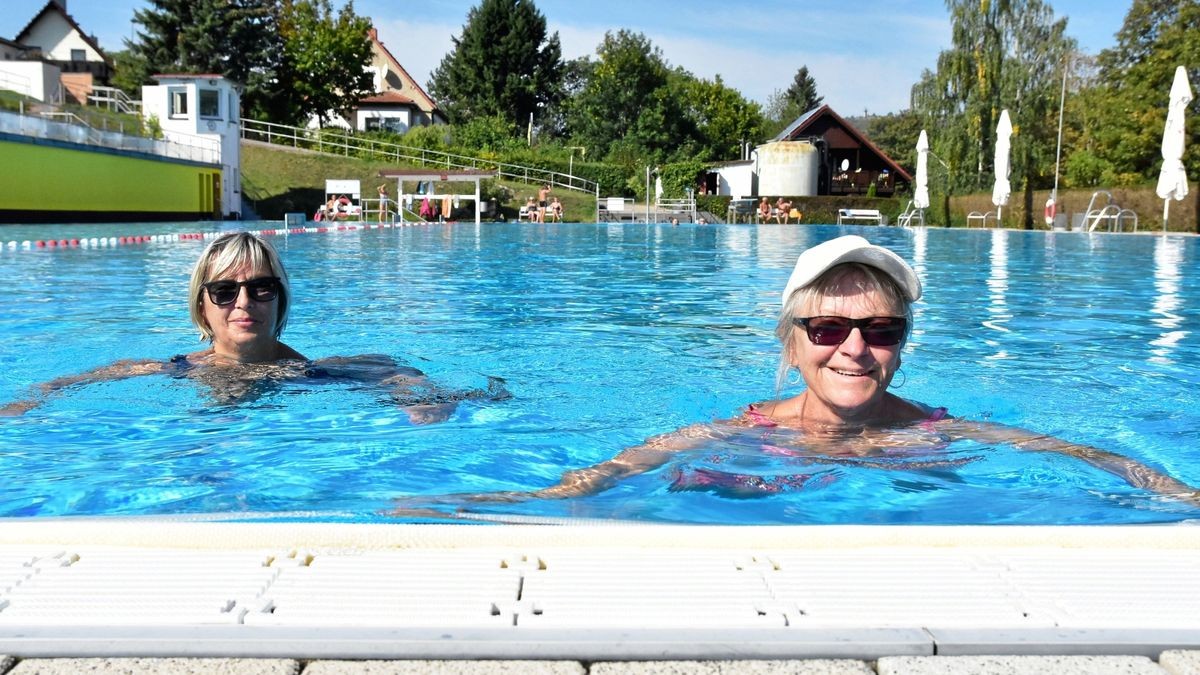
[773,262,912,394]
[188,232,291,341]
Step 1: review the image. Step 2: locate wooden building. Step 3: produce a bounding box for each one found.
[774,105,911,197]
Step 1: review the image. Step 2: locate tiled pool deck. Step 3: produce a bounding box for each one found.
[0,521,1197,673]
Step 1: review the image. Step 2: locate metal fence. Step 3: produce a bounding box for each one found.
[240,119,599,197]
[0,108,220,165]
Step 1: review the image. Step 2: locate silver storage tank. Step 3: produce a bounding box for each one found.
[756,141,819,196]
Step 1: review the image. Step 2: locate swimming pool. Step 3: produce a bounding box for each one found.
[1,222,1197,525]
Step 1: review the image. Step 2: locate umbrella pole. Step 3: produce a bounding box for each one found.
[1163,199,1169,234]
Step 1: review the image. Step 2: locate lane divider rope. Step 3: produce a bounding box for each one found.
[2,220,445,252]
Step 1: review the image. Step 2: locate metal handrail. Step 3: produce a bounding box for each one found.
[1084,191,1139,232]
[88,86,141,115]
[239,119,599,195]
[1,108,219,164]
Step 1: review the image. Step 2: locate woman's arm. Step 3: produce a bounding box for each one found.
[525,423,721,499]
[0,359,167,416]
[942,418,1200,506]
[387,422,727,516]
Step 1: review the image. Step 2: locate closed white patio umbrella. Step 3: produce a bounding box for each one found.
[991,110,1012,224]
[1156,65,1192,233]
[914,130,930,211]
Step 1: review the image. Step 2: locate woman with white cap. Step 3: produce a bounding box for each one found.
[427,234,1198,504]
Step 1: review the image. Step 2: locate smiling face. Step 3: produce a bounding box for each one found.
[787,267,906,425]
[201,265,281,361]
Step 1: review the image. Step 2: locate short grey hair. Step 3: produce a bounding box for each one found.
[773,262,913,395]
[188,232,291,341]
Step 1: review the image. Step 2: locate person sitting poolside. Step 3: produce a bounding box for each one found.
[775,197,793,224]
[0,232,505,423]
[395,235,1199,508]
[758,197,771,223]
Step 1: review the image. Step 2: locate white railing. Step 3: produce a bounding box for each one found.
[655,196,697,219]
[89,85,141,115]
[0,108,220,165]
[240,119,599,195]
[0,71,33,98]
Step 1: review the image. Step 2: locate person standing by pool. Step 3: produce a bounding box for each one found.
[404,235,1199,506]
[537,184,551,223]
[376,183,389,222]
[0,232,501,421]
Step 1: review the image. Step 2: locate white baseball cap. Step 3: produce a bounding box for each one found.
[781,235,922,306]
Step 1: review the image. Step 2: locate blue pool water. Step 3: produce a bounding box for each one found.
[1,222,1198,525]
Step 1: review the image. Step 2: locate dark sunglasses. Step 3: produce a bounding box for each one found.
[202,276,281,306]
[794,316,907,347]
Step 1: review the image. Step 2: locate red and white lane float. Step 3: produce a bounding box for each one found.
[1,219,438,254]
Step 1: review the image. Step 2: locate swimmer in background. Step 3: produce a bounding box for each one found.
[396,235,1199,508]
[1,232,506,423]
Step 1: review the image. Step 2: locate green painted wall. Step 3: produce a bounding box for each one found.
[0,139,220,216]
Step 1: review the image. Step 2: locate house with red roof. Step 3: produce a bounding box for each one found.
[773,104,911,197]
[320,27,446,133]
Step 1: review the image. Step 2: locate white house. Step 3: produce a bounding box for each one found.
[308,27,446,132]
[8,0,111,105]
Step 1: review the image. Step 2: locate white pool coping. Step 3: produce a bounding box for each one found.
[0,520,1198,661]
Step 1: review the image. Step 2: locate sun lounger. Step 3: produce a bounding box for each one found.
[836,209,885,225]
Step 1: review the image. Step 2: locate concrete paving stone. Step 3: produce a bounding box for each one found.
[877,654,1166,674]
[7,658,300,675]
[588,661,875,675]
[300,661,585,675]
[1161,651,1200,675]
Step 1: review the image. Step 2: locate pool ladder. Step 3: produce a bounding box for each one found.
[1081,191,1138,232]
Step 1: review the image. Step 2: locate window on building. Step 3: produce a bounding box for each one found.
[199,89,220,119]
[169,87,188,118]
[70,49,86,62]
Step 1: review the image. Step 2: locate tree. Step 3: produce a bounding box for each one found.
[912,0,1074,227]
[428,0,563,129]
[1083,0,1200,183]
[124,0,279,116]
[763,66,823,137]
[274,0,374,126]
[861,109,924,175]
[567,30,683,162]
[538,56,593,140]
[677,73,767,161]
[122,0,374,125]
[785,66,823,114]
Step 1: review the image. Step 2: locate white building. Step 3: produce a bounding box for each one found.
[141,74,242,219]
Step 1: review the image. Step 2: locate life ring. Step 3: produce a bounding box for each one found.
[1044,198,1056,226]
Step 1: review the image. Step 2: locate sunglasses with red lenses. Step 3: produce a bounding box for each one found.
[794,316,907,347]
[202,276,281,306]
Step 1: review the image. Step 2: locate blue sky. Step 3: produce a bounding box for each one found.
[2,0,1131,115]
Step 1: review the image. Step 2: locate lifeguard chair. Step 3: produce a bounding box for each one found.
[315,179,362,222]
